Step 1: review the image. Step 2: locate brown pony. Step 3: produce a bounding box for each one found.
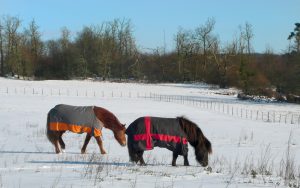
[126,116,212,166]
[46,104,126,154]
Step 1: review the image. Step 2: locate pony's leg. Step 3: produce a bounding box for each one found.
[172,152,178,166]
[128,142,139,163]
[183,154,190,166]
[94,136,107,154]
[58,132,65,152]
[137,151,146,166]
[81,134,92,154]
[54,140,61,154]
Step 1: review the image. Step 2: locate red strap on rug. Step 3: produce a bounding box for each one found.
[144,116,152,150]
[133,117,188,148]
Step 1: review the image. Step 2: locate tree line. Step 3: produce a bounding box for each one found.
[0,16,299,98]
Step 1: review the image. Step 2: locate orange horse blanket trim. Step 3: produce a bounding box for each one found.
[48,104,103,136]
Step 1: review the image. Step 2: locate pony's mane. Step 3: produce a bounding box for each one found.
[177,116,212,154]
[93,106,125,130]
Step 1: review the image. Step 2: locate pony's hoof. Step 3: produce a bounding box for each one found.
[81,150,86,154]
[184,163,190,166]
[101,151,107,155]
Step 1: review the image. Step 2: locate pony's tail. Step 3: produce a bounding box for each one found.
[46,112,56,146]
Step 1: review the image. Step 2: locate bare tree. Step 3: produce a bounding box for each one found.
[175,27,187,76]
[175,27,195,80]
[60,27,70,50]
[21,19,43,77]
[28,20,42,59]
[212,39,238,88]
[194,18,217,79]
[4,16,21,76]
[243,22,254,55]
[0,19,4,76]
[238,22,257,94]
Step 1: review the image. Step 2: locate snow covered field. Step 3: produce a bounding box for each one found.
[0,78,299,188]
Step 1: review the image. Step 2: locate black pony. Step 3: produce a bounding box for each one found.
[125,116,212,166]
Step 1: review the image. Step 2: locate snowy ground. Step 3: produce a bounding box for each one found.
[0,78,299,188]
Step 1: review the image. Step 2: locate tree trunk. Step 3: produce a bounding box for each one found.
[0,33,3,76]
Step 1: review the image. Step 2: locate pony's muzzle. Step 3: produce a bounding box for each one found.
[200,161,208,167]
[121,141,127,146]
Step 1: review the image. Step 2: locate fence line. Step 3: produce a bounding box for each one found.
[1,87,299,125]
[147,93,300,125]
[0,86,150,99]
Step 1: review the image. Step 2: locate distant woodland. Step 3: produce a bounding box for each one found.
[0,16,299,99]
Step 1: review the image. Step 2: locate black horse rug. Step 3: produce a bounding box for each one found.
[48,104,104,136]
[126,116,188,155]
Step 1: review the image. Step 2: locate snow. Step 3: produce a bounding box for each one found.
[0,77,299,187]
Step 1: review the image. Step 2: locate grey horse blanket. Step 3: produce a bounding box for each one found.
[48,104,103,136]
[126,117,188,155]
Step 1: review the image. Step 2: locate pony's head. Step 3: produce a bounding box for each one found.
[113,124,126,146]
[93,106,127,146]
[178,117,212,167]
[192,135,212,167]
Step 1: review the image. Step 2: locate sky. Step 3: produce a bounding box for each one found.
[0,0,299,53]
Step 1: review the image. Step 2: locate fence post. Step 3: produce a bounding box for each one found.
[285,115,287,124]
[279,114,282,123]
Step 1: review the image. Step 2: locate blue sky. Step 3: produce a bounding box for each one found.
[1,0,299,53]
